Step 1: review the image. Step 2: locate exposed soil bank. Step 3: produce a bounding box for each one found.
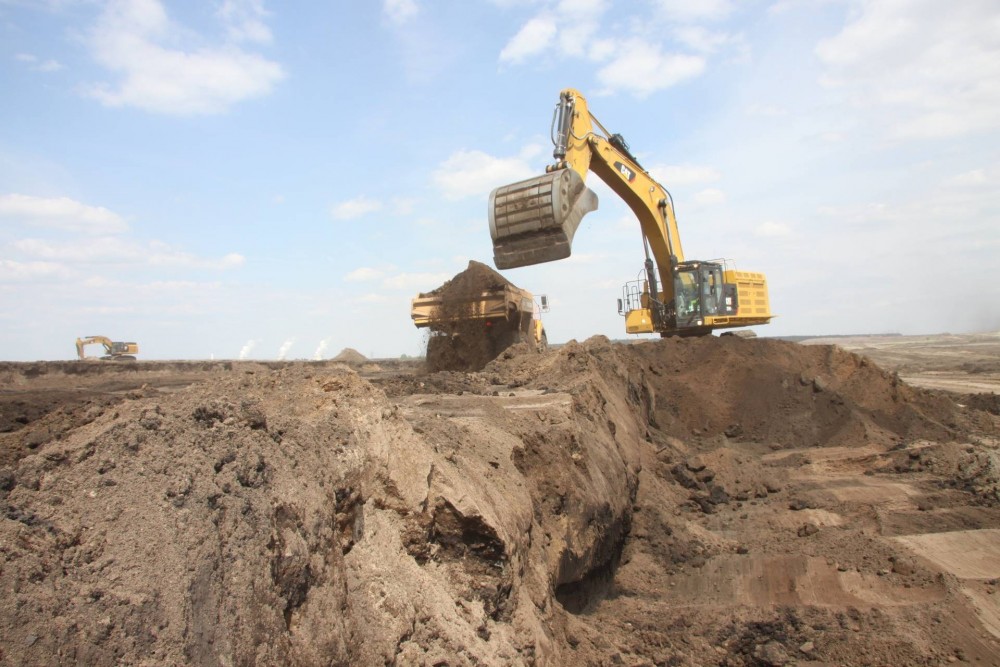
[1,337,998,666]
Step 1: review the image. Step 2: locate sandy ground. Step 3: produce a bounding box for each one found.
[802,332,1000,394]
[0,333,998,666]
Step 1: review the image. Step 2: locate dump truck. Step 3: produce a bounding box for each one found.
[411,263,547,371]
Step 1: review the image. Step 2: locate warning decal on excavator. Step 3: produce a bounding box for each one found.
[614,161,636,182]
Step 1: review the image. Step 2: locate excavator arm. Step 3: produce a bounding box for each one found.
[489,88,772,336]
[554,89,685,281]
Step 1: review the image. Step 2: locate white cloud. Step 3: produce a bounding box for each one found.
[816,202,896,225]
[946,169,990,188]
[588,38,616,62]
[383,0,418,25]
[0,194,128,234]
[487,0,536,6]
[555,0,607,14]
[693,188,727,206]
[217,0,273,44]
[499,15,557,64]
[355,293,389,304]
[13,237,245,270]
[596,39,704,97]
[754,221,791,237]
[745,103,788,117]
[15,53,63,72]
[344,267,384,282]
[382,272,452,290]
[497,0,610,63]
[392,197,417,215]
[331,196,384,220]
[497,1,730,95]
[147,242,244,269]
[674,26,735,54]
[648,164,721,186]
[36,59,63,72]
[564,252,601,264]
[519,143,546,160]
[83,0,284,115]
[432,149,535,200]
[652,0,733,22]
[815,1,1000,139]
[0,259,73,282]
[555,18,599,59]
[14,236,135,262]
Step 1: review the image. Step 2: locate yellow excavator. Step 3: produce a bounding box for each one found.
[75,336,139,361]
[489,88,772,337]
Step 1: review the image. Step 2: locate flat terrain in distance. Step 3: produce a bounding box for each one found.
[801,332,1000,394]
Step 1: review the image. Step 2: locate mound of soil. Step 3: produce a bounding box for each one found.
[2,338,998,665]
[422,261,525,373]
[423,260,512,299]
[332,348,367,364]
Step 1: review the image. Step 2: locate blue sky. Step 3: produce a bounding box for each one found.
[1,0,998,360]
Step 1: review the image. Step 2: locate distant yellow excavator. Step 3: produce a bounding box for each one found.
[489,88,772,337]
[75,336,139,361]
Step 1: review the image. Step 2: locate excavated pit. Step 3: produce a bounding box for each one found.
[1,336,999,666]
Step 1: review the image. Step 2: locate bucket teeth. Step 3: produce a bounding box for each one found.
[489,170,598,269]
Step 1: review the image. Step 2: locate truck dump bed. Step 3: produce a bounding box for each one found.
[410,261,545,372]
[410,285,535,327]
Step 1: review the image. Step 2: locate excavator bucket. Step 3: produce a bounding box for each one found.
[489,169,598,269]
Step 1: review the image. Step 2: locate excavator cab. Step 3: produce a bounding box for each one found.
[672,261,738,330]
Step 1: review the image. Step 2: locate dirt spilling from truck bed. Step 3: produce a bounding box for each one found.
[422,261,524,373]
[1,338,999,666]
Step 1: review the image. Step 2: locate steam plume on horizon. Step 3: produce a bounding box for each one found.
[277,338,295,360]
[238,339,257,360]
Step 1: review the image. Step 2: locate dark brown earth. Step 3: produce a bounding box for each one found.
[423,261,512,299]
[422,261,530,373]
[1,337,999,666]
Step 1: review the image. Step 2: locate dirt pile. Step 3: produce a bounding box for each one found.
[424,260,512,299]
[331,348,366,364]
[422,261,523,373]
[2,337,999,665]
